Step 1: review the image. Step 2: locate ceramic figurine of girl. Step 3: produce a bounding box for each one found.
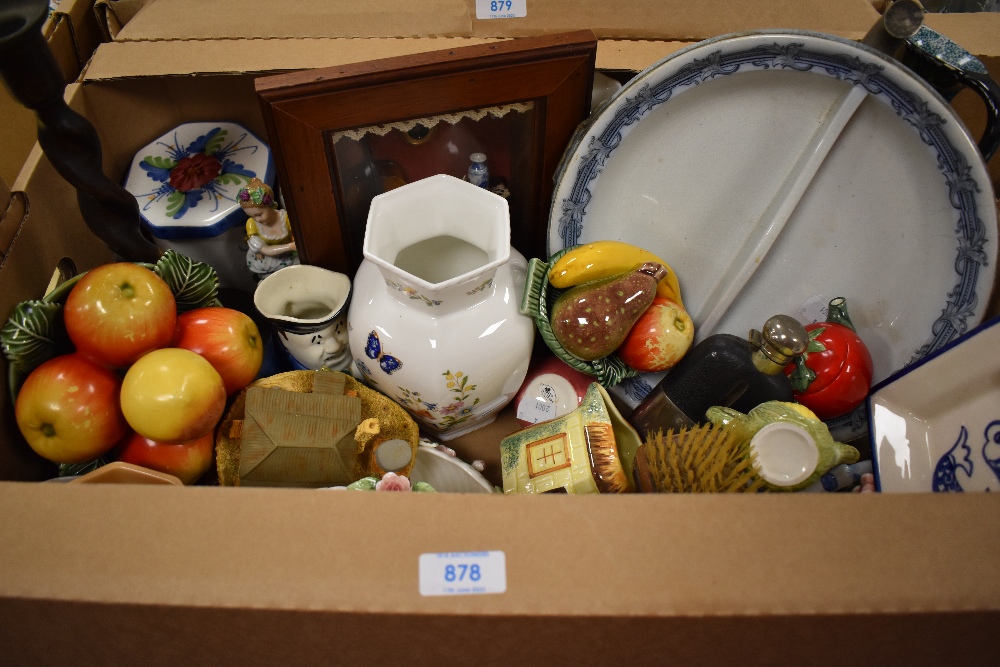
[238,178,299,281]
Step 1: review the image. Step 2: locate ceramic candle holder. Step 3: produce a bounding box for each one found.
[253,264,352,372]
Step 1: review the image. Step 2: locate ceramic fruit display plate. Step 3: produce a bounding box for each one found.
[869,316,1000,493]
[548,30,998,439]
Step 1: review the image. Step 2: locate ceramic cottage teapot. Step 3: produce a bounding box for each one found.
[347,174,534,440]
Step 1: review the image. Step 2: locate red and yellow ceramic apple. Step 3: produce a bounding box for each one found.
[120,347,227,444]
[173,307,263,395]
[617,297,694,372]
[14,353,129,463]
[116,430,215,485]
[63,262,177,368]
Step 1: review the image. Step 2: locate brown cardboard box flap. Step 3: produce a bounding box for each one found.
[94,0,149,40]
[0,486,997,616]
[116,0,474,40]
[109,0,879,42]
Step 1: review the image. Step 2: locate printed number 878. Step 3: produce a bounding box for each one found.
[444,563,481,582]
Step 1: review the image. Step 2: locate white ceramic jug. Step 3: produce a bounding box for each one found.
[348,174,534,440]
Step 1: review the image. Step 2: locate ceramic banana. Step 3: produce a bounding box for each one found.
[548,241,684,308]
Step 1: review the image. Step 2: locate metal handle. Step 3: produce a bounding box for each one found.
[0,0,160,262]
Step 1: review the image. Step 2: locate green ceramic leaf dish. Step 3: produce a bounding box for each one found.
[518,246,638,387]
[1,249,220,399]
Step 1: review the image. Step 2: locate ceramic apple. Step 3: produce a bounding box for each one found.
[617,297,694,373]
[120,347,226,443]
[174,307,264,395]
[63,262,177,368]
[14,353,129,463]
[116,430,215,485]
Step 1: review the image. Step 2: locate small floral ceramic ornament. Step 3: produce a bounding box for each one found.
[343,471,435,492]
[706,401,860,492]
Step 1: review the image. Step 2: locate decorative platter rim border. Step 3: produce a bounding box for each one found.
[548,29,996,422]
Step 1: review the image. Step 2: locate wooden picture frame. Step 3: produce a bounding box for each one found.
[255,31,598,275]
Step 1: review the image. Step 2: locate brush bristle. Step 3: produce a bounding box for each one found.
[642,424,763,493]
[585,423,631,493]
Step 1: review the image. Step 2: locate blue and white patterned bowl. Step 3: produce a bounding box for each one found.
[548,30,997,441]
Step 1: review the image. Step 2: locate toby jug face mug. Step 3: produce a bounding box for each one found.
[254,264,353,372]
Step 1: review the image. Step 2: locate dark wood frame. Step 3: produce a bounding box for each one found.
[255,31,597,276]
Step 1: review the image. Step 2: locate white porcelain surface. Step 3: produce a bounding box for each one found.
[409,445,495,493]
[750,422,820,487]
[348,175,534,440]
[869,317,1000,493]
[548,31,997,437]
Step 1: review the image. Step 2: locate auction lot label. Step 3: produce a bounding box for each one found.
[419,551,507,596]
[475,0,527,19]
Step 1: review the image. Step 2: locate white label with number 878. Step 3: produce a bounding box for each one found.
[419,551,507,596]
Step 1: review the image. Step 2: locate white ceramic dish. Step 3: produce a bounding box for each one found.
[548,31,997,438]
[869,316,1000,493]
[408,443,495,493]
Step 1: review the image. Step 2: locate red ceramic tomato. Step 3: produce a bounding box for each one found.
[783,297,873,420]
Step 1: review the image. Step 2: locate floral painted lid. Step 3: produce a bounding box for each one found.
[123,121,274,239]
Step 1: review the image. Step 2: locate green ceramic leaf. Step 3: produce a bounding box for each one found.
[0,300,65,375]
[154,249,220,312]
[59,456,111,478]
[204,129,228,156]
[143,155,176,170]
[164,190,185,218]
[412,481,437,493]
[346,476,378,491]
[216,173,249,186]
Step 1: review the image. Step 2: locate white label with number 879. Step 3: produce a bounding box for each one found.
[419,551,507,596]
[475,0,527,19]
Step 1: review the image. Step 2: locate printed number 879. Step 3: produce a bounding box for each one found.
[490,1,513,11]
[444,563,481,582]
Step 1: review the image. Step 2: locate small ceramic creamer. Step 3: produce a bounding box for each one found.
[348,174,534,440]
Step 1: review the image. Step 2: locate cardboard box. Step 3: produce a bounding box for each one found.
[0,0,105,186]
[2,2,1000,663]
